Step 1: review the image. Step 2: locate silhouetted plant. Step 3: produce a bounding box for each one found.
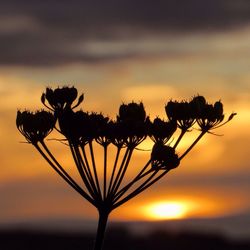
[16,87,236,250]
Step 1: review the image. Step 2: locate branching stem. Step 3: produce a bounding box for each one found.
[107,147,121,197]
[179,131,206,160]
[89,141,102,196]
[34,143,96,206]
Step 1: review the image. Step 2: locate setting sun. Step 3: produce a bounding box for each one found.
[144,201,191,220]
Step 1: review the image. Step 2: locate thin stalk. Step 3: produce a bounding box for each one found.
[108,148,130,197]
[74,145,94,184]
[89,141,102,196]
[72,145,100,200]
[173,129,186,149]
[93,210,110,250]
[114,159,152,200]
[40,141,82,191]
[107,146,121,197]
[133,169,169,198]
[113,169,166,210]
[34,143,96,206]
[179,131,206,160]
[69,144,98,200]
[80,144,99,195]
[103,145,108,200]
[111,148,133,197]
[136,159,152,178]
[113,169,159,206]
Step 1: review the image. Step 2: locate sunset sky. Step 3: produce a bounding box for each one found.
[0,0,250,238]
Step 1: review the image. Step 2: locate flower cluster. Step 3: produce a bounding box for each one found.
[192,96,230,132]
[151,143,179,170]
[58,110,111,146]
[166,100,196,130]
[16,88,236,169]
[16,110,55,144]
[166,95,236,132]
[41,86,84,112]
[149,118,177,144]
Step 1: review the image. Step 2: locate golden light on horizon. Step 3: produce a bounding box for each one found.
[143,201,192,220]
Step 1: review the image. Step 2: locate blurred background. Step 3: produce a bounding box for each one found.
[0,0,250,247]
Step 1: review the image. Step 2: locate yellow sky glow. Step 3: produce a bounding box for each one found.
[143,201,190,220]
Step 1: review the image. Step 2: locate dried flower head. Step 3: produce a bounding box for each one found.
[16,110,55,144]
[58,110,112,146]
[191,95,236,132]
[165,100,196,131]
[151,143,180,170]
[116,102,150,147]
[118,102,146,122]
[149,118,177,144]
[41,86,84,111]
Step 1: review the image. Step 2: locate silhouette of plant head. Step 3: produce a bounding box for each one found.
[191,95,236,132]
[16,110,55,144]
[151,143,179,170]
[16,87,235,250]
[115,102,150,148]
[149,117,177,144]
[41,86,84,112]
[165,99,196,131]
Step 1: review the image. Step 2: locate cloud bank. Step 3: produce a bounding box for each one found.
[0,0,250,66]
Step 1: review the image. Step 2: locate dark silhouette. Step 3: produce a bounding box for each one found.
[16,87,236,250]
[1,228,250,250]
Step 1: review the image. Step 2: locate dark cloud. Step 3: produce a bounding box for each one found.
[1,0,250,31]
[0,0,250,66]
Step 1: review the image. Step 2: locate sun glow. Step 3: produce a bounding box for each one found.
[144,201,191,220]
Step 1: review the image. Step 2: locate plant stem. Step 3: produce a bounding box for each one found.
[173,129,186,149]
[89,141,102,196]
[113,160,152,201]
[113,170,161,209]
[33,143,96,206]
[107,147,121,196]
[40,141,81,191]
[80,145,99,196]
[108,148,130,196]
[70,144,98,200]
[179,131,206,160]
[93,210,110,250]
[103,145,108,199]
[111,148,133,197]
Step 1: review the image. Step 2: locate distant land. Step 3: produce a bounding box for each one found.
[1,226,250,250]
[1,212,250,241]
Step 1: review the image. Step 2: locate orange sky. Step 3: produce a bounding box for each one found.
[1,27,250,226]
[0,19,250,241]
